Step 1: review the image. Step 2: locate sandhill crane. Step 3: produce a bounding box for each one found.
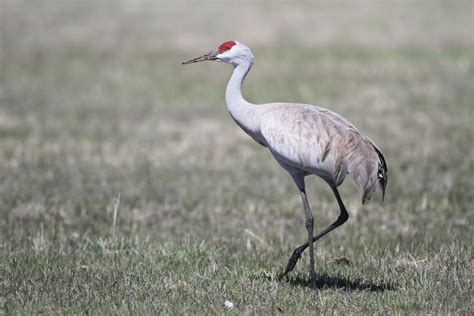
[182,41,388,287]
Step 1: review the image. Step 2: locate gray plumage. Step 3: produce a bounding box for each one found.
[183,41,388,287]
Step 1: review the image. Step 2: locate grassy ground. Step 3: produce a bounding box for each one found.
[1,0,473,313]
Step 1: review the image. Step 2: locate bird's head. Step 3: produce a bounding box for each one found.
[182,41,254,67]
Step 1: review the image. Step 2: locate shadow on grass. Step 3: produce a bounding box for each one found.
[253,272,397,292]
[281,273,397,292]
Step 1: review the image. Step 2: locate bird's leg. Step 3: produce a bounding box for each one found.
[300,188,317,288]
[283,185,349,277]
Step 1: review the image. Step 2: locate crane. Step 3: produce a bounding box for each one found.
[182,41,388,287]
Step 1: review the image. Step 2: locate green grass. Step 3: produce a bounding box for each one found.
[1,0,473,313]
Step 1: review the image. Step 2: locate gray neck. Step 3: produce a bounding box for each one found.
[225,60,263,138]
[226,61,252,109]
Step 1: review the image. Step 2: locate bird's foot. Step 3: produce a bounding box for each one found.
[281,247,303,278]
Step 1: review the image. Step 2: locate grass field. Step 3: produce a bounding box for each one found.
[1,0,473,313]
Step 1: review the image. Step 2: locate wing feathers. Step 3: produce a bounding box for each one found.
[259,104,387,204]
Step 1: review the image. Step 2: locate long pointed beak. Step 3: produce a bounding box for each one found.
[182,50,219,65]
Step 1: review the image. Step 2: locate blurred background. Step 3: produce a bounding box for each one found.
[1,0,473,313]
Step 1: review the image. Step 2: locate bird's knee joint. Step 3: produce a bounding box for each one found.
[305,217,314,229]
[339,212,349,223]
[292,247,303,257]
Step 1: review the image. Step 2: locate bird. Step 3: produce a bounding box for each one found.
[182,41,387,287]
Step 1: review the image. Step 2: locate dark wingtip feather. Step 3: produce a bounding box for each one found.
[374,146,388,202]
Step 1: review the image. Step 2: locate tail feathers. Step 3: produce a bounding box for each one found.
[348,137,388,204]
[374,145,388,202]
